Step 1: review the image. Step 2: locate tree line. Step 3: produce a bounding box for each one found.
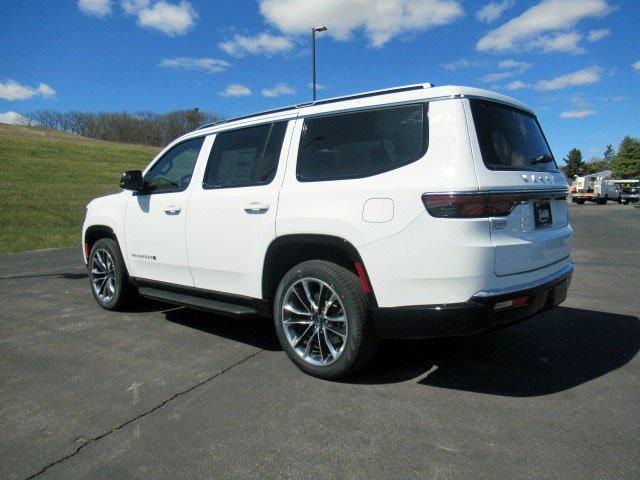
[23,109,224,147]
[562,135,640,179]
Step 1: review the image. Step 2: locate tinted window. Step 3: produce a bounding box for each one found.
[297,104,427,182]
[144,137,204,194]
[203,121,287,189]
[259,121,287,184]
[470,100,557,172]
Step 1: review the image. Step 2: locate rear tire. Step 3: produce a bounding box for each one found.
[576,199,586,205]
[273,260,378,379]
[88,238,137,310]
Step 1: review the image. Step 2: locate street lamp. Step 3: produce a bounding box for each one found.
[312,25,327,102]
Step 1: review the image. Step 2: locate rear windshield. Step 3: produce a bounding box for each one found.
[470,99,557,172]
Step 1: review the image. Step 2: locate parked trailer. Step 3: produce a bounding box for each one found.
[570,171,618,205]
[614,179,640,205]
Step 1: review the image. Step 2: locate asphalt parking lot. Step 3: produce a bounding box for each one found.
[1,203,639,480]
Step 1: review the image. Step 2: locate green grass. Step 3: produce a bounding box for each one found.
[0,124,160,253]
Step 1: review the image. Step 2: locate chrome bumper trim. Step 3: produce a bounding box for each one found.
[473,263,574,298]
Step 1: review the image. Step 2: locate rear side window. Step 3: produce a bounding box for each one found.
[470,100,557,172]
[297,103,428,182]
[203,121,287,189]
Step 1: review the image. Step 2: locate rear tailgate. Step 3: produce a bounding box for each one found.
[489,186,571,275]
[465,98,572,276]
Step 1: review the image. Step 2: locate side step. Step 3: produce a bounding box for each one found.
[138,286,259,317]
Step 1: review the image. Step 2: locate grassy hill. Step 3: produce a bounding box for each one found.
[0,124,159,253]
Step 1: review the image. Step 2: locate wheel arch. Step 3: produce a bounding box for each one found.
[84,225,119,262]
[262,234,377,307]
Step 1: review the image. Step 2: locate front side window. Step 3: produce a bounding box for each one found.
[470,100,557,172]
[203,121,287,189]
[144,137,204,194]
[297,103,428,182]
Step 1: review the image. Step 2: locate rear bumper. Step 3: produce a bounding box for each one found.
[371,263,573,339]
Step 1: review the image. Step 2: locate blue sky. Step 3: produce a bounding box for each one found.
[1,0,639,161]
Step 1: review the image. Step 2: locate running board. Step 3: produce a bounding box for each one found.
[138,286,259,317]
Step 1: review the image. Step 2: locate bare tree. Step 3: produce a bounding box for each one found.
[23,109,224,147]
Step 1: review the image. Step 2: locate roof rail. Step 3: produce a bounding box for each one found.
[196,82,433,131]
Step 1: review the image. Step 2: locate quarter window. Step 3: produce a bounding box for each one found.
[203,121,287,189]
[144,137,204,194]
[297,104,428,182]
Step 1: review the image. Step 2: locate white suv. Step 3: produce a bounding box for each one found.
[83,84,573,379]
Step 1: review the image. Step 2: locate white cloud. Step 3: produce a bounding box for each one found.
[535,66,602,90]
[498,59,532,73]
[476,0,514,23]
[219,33,293,57]
[160,57,230,74]
[121,0,149,14]
[442,58,480,70]
[506,80,530,90]
[632,60,640,72]
[531,31,585,54]
[124,0,197,36]
[220,84,252,97]
[37,83,56,97]
[259,0,464,47]
[480,71,515,83]
[261,83,296,97]
[0,111,29,125]
[0,80,56,101]
[587,28,610,42]
[78,0,112,17]
[476,0,612,53]
[560,109,595,118]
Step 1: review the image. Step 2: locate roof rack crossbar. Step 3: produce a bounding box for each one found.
[196,83,433,130]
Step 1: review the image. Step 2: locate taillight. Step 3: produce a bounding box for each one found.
[422,192,522,218]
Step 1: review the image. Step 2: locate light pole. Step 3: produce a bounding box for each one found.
[312,26,327,102]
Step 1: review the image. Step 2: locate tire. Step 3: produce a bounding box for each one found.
[576,199,586,205]
[273,260,379,379]
[88,238,137,310]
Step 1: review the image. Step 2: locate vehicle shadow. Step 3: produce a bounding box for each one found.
[157,304,639,395]
[348,307,640,396]
[163,307,281,351]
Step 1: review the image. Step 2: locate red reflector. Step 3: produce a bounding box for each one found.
[354,262,371,294]
[84,242,90,260]
[511,296,528,307]
[494,296,529,310]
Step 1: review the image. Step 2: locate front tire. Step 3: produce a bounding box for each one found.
[273,260,378,379]
[88,238,137,310]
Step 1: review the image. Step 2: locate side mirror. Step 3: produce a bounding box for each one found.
[120,170,145,192]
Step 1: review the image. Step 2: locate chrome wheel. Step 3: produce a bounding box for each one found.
[281,278,348,366]
[90,248,116,304]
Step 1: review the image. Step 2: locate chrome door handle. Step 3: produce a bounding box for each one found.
[164,206,182,215]
[243,202,270,214]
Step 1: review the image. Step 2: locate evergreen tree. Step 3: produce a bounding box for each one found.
[562,148,585,178]
[613,136,640,179]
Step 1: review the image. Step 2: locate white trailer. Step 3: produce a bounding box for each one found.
[570,171,619,204]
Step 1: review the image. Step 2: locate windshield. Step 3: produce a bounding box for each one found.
[470,99,557,172]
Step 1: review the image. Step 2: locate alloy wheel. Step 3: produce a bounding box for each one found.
[90,248,116,304]
[281,278,348,366]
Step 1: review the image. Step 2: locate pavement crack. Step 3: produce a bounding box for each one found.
[23,349,263,480]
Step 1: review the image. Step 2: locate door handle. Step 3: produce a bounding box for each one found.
[164,206,182,215]
[243,202,270,214]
